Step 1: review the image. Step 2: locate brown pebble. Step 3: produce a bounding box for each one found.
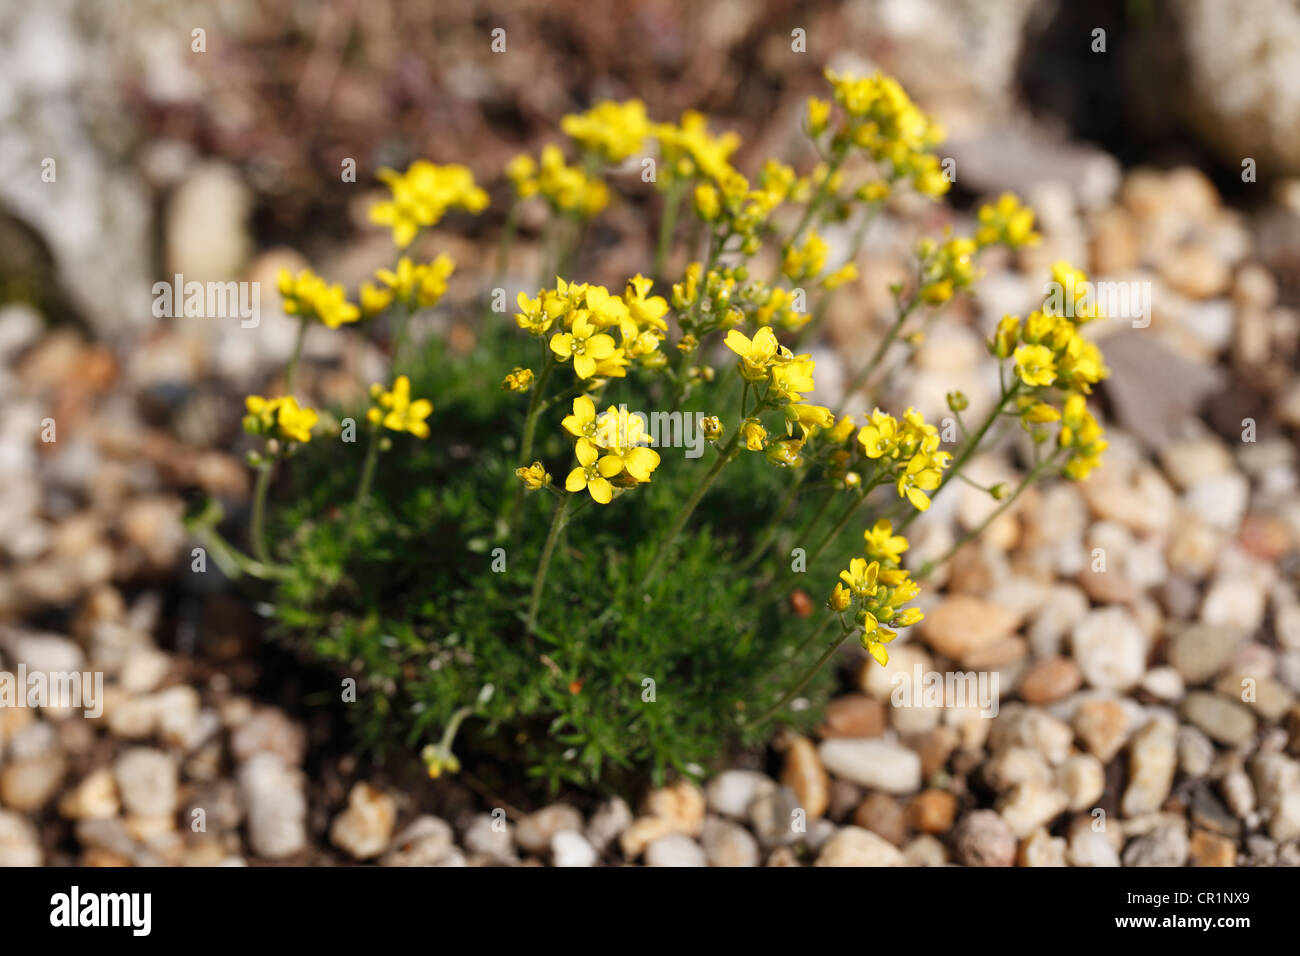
[852,792,907,846]
[1019,656,1083,704]
[906,789,958,834]
[817,694,886,739]
[1188,829,1237,867]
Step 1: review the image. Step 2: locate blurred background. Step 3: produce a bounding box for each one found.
[2,0,1300,866]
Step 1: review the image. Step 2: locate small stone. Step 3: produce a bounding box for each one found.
[1122,823,1189,867]
[119,649,171,695]
[984,747,1054,793]
[1058,754,1105,812]
[1121,717,1178,817]
[905,789,957,833]
[0,810,42,866]
[0,753,65,811]
[815,826,905,866]
[1189,829,1236,867]
[817,694,886,738]
[1029,585,1089,658]
[747,786,803,848]
[517,804,584,855]
[381,815,455,867]
[113,747,177,817]
[997,782,1069,838]
[619,815,674,860]
[1141,666,1185,701]
[585,797,632,853]
[1018,828,1068,867]
[781,735,829,820]
[1176,725,1216,778]
[853,792,907,846]
[1189,786,1241,838]
[551,830,598,867]
[902,833,948,866]
[643,780,706,837]
[1168,624,1240,685]
[1072,607,1148,691]
[237,753,307,860]
[1067,827,1121,867]
[462,813,516,864]
[700,817,760,867]
[329,783,396,861]
[58,767,119,820]
[1220,770,1256,819]
[1073,698,1130,763]
[912,726,960,778]
[952,810,1016,867]
[644,833,707,867]
[818,738,922,793]
[229,708,305,766]
[705,770,776,819]
[1019,656,1082,704]
[919,595,1021,660]
[1181,691,1256,746]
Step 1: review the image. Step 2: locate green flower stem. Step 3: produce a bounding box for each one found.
[746,617,856,729]
[806,489,866,568]
[840,294,920,400]
[496,199,521,278]
[526,491,574,636]
[519,347,557,466]
[781,146,847,268]
[185,503,284,580]
[897,379,1022,534]
[638,427,741,594]
[653,180,686,284]
[284,316,308,394]
[791,202,882,349]
[250,460,276,566]
[344,425,382,548]
[915,452,1058,580]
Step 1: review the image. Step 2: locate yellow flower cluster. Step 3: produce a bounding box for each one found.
[829,521,924,666]
[515,276,669,379]
[918,236,979,306]
[976,193,1040,249]
[367,375,433,439]
[853,408,952,511]
[561,99,651,164]
[989,262,1111,478]
[243,394,318,445]
[507,146,609,218]
[369,161,489,248]
[278,268,361,329]
[654,110,742,186]
[502,367,534,393]
[560,397,662,503]
[817,70,949,198]
[360,255,455,317]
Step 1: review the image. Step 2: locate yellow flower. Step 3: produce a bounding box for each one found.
[360,282,394,318]
[561,99,650,164]
[701,416,724,442]
[1014,344,1057,388]
[516,290,568,336]
[767,354,817,403]
[860,613,897,666]
[550,312,617,379]
[562,395,600,441]
[366,375,433,438]
[565,439,614,503]
[724,326,780,381]
[786,404,834,439]
[863,519,909,566]
[839,558,880,598]
[897,454,943,511]
[857,410,898,459]
[243,395,318,444]
[623,274,669,332]
[278,268,360,328]
[821,263,858,290]
[694,183,721,221]
[828,582,851,612]
[806,97,831,136]
[506,154,539,198]
[369,161,488,248]
[503,368,534,393]
[515,461,551,490]
[741,419,768,451]
[592,408,661,482]
[976,193,1040,249]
